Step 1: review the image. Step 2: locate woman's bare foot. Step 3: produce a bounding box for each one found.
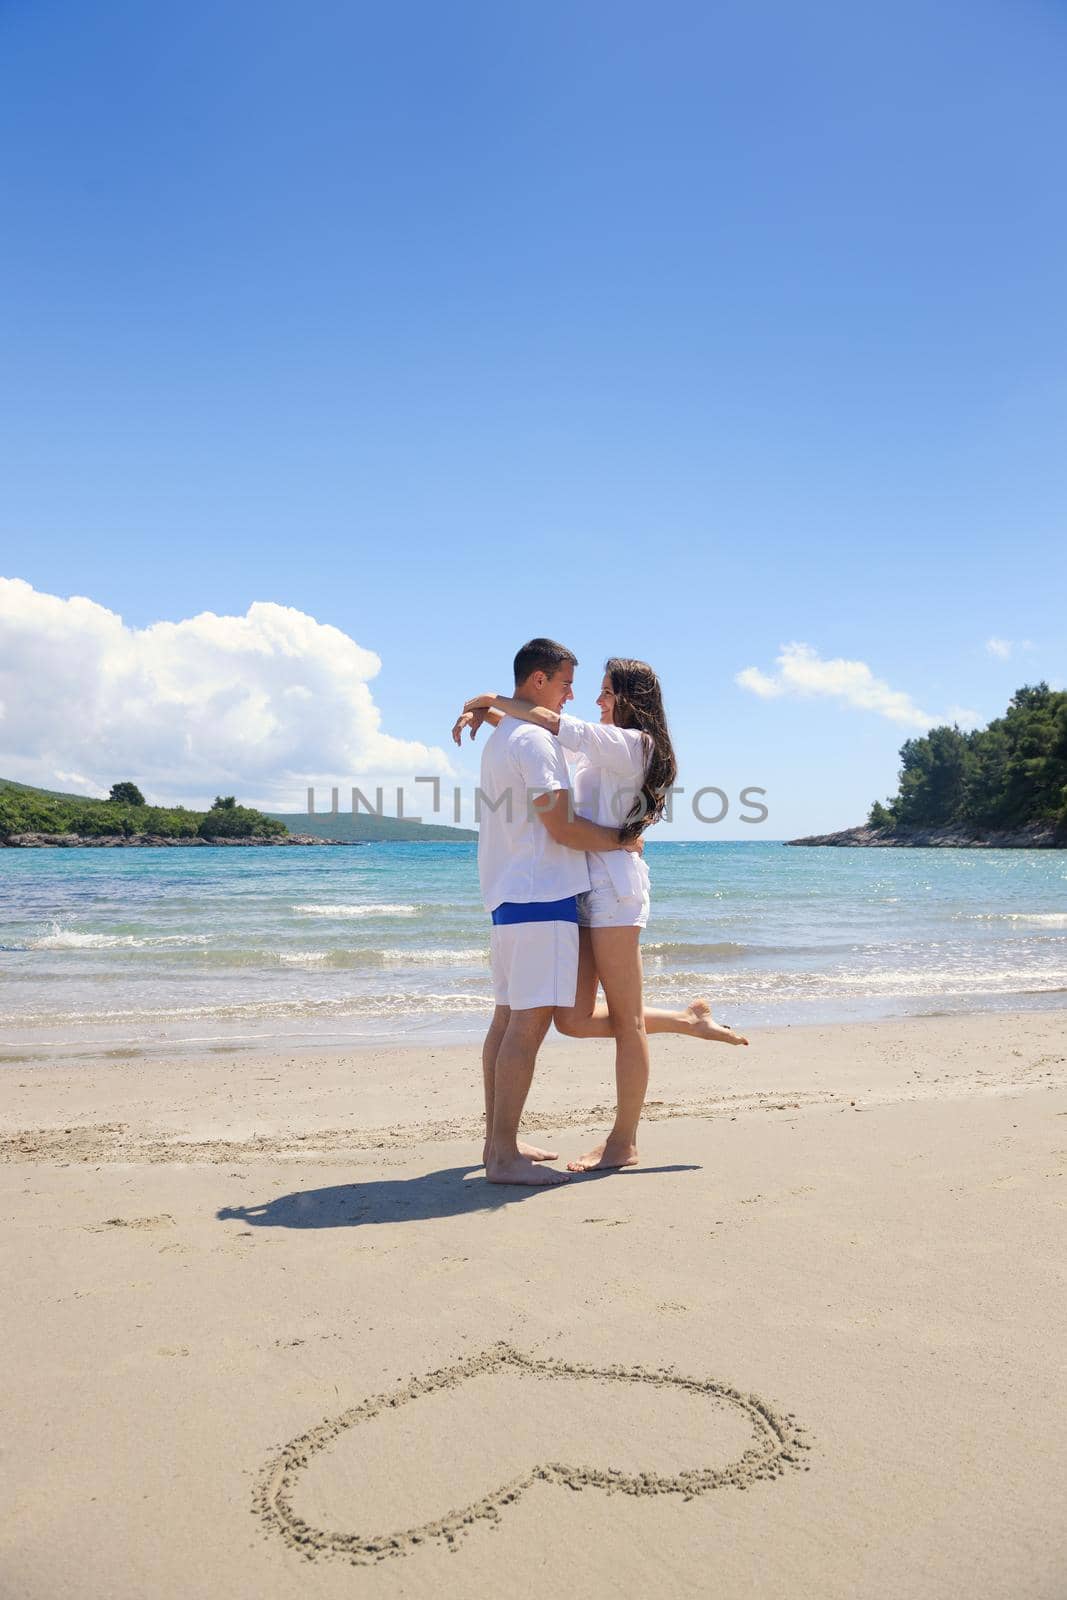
[486,1153,570,1186]
[481,1139,558,1167]
[687,998,749,1045]
[566,1137,639,1173]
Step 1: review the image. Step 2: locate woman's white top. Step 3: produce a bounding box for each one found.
[556,713,653,900]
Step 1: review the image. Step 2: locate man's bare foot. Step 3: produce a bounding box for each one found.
[566,1137,639,1173]
[481,1139,558,1167]
[687,998,749,1045]
[486,1153,570,1186]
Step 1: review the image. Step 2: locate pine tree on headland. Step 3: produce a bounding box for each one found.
[868,683,1067,831]
[108,782,145,805]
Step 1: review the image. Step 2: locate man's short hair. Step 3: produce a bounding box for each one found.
[513,637,578,687]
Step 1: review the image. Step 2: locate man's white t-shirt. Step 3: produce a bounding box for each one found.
[556,713,652,899]
[478,716,592,912]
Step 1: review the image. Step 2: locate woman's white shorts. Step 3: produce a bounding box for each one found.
[576,857,651,930]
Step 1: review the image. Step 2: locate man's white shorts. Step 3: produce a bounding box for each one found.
[490,919,579,1011]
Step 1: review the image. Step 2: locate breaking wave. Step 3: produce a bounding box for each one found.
[26,925,210,951]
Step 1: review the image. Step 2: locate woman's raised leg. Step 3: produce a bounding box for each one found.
[554,930,747,1046]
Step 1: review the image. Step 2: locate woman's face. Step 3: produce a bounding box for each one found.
[595,673,616,725]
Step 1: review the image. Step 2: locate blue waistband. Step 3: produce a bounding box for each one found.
[491,895,579,926]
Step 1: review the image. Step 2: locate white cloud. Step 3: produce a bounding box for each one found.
[0,578,451,807]
[985,636,1035,660]
[735,642,962,730]
[734,666,783,699]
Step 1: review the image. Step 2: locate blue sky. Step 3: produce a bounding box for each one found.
[1,0,1064,837]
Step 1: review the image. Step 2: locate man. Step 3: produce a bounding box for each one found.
[475,638,641,1186]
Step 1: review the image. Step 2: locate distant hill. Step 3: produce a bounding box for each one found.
[266,810,476,843]
[1,778,95,803]
[0,778,476,844]
[0,778,284,842]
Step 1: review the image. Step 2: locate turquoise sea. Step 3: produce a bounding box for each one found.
[1,842,1065,1059]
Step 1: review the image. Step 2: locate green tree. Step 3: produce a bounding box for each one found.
[199,797,285,839]
[893,724,973,828]
[879,683,1067,834]
[108,782,145,805]
[1002,684,1066,823]
[1049,698,1067,826]
[962,721,1010,828]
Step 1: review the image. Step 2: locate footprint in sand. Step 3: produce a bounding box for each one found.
[103,1214,175,1230]
[254,1343,810,1566]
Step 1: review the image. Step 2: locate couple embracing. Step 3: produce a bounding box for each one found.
[453,636,748,1188]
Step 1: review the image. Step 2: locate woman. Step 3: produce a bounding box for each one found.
[455,657,747,1174]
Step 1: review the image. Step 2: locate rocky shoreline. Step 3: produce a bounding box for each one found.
[785,821,1067,849]
[1,832,365,849]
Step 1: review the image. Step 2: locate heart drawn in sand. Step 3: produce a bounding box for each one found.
[253,1342,811,1565]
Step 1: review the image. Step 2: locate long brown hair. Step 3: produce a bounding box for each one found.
[606,657,678,840]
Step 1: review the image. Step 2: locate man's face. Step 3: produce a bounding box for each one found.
[544,664,575,714]
[525,663,574,713]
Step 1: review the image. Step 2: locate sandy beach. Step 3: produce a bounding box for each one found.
[2,1008,1065,1599]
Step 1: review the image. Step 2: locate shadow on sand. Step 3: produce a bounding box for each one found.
[217,1162,702,1229]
